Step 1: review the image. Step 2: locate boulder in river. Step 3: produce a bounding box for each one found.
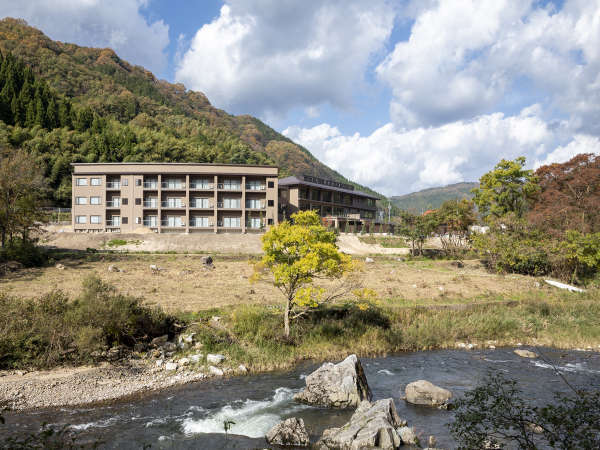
[266,417,310,447]
[514,349,538,358]
[397,426,418,445]
[294,354,371,408]
[404,380,452,408]
[317,398,405,449]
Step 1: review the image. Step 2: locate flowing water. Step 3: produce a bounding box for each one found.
[4,348,600,449]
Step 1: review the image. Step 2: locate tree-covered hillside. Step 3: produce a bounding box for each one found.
[0,18,377,205]
[390,182,478,213]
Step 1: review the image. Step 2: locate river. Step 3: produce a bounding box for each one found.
[4,348,600,449]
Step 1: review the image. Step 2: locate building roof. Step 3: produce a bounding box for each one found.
[71,162,277,169]
[279,176,379,200]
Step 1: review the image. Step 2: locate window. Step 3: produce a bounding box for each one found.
[75,215,87,224]
[165,216,183,227]
[268,218,274,225]
[90,196,101,205]
[222,179,241,190]
[246,199,263,209]
[223,216,241,228]
[268,181,274,188]
[122,198,128,205]
[136,179,142,186]
[144,216,158,227]
[165,197,183,207]
[75,197,87,205]
[247,217,262,229]
[135,198,141,205]
[109,216,120,226]
[247,180,263,190]
[145,197,158,207]
[191,178,212,189]
[122,178,128,186]
[91,178,101,186]
[90,215,101,224]
[76,178,87,186]
[268,200,274,207]
[224,197,241,208]
[122,217,128,224]
[136,217,141,224]
[193,197,211,208]
[192,216,211,227]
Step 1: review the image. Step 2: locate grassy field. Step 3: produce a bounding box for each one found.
[1,254,541,311]
[358,235,409,248]
[2,253,598,371]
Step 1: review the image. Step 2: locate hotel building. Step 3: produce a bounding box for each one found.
[71,163,278,233]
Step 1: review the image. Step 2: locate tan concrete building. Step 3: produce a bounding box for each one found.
[278,175,379,228]
[71,163,278,233]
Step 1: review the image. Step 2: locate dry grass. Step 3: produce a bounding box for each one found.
[1,255,542,312]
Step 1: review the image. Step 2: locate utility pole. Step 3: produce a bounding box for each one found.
[388,203,391,223]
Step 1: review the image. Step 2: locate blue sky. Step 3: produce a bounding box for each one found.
[2,0,600,195]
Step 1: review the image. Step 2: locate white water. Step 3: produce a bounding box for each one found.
[377,369,394,375]
[181,387,308,438]
[533,360,600,374]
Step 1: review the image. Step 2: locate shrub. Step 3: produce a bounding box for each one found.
[0,275,175,369]
[0,238,48,267]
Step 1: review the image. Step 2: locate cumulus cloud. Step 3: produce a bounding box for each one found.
[0,0,170,74]
[282,107,593,196]
[376,0,600,131]
[175,0,394,115]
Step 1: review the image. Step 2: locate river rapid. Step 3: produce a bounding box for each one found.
[4,348,600,449]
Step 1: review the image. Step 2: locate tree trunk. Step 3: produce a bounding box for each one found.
[284,297,291,338]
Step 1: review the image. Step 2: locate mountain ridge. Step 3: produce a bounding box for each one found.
[0,17,380,203]
[390,182,478,212]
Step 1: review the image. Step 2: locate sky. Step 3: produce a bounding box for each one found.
[1,0,600,195]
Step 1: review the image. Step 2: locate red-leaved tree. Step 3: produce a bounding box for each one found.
[529,153,600,237]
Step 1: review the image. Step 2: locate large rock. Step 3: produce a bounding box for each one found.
[266,417,310,447]
[404,380,452,408]
[317,399,405,449]
[207,353,226,364]
[514,349,538,358]
[397,426,418,445]
[294,355,372,408]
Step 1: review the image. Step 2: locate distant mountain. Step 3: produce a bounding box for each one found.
[390,182,478,212]
[0,18,379,204]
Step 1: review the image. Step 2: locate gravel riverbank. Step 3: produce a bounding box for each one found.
[0,359,213,411]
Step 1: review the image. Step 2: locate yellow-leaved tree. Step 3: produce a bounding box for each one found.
[254,210,363,337]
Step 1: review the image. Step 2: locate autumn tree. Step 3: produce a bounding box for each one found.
[254,210,359,338]
[472,157,539,221]
[529,153,600,237]
[0,149,47,247]
[435,198,476,261]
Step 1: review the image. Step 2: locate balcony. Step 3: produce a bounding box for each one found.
[245,202,266,210]
[217,202,242,209]
[217,183,242,191]
[106,182,121,189]
[161,182,186,190]
[246,184,266,191]
[161,220,185,228]
[143,219,158,227]
[106,201,121,208]
[106,220,121,227]
[143,201,159,208]
[161,201,185,209]
[189,183,214,190]
[143,182,158,189]
[190,221,213,228]
[189,201,213,209]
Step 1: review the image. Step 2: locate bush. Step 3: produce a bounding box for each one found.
[0,238,48,267]
[0,275,175,369]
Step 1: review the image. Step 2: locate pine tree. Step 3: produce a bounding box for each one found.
[34,96,46,128]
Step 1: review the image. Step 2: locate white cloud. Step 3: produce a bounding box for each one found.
[534,134,600,168]
[376,0,600,132]
[0,0,170,74]
[282,107,588,195]
[175,0,394,116]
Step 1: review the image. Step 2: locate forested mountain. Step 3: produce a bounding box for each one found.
[0,18,377,205]
[390,182,478,213]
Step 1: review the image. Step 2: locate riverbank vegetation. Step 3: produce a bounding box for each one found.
[2,273,598,371]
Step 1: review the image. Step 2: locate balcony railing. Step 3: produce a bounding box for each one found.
[161,201,185,208]
[217,183,242,190]
[161,182,186,189]
[246,185,266,191]
[143,182,158,189]
[106,182,121,189]
[143,201,159,208]
[190,202,213,209]
[161,220,185,227]
[190,222,213,228]
[217,202,242,209]
[143,220,158,227]
[106,220,120,227]
[245,203,266,209]
[189,183,214,190]
[106,201,121,208]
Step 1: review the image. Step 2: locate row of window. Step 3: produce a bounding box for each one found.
[75,177,274,188]
[76,178,102,186]
[75,196,272,208]
[75,215,272,227]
